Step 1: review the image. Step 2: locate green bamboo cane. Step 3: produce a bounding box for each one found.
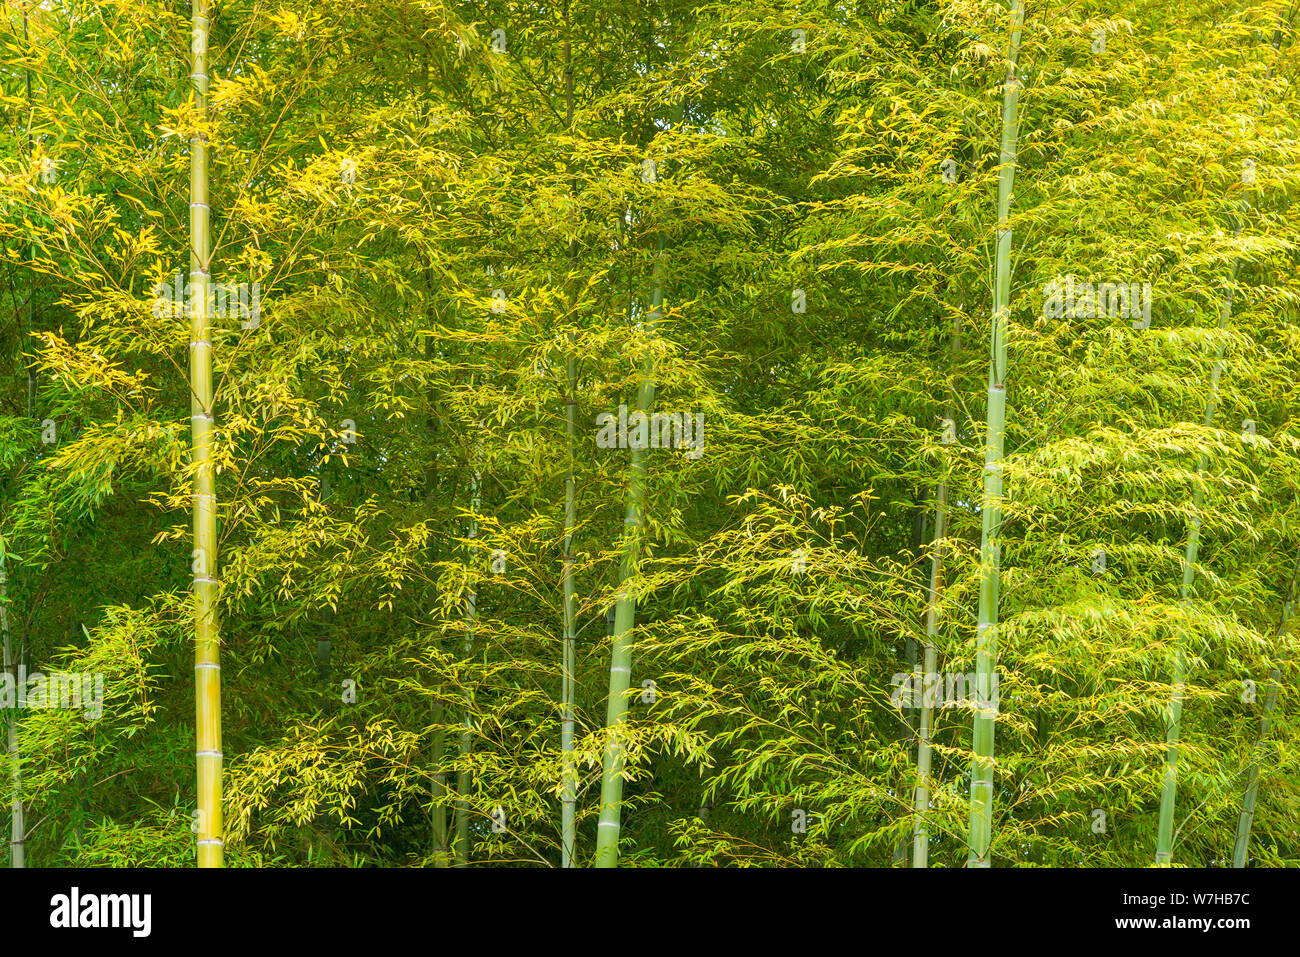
[561,356,578,867]
[894,509,928,866]
[316,466,333,708]
[1155,255,1238,865]
[425,450,449,866]
[452,464,479,866]
[6,5,34,871]
[1229,14,1290,870]
[559,6,579,866]
[23,7,35,422]
[914,325,962,867]
[415,46,450,869]
[1,542,23,868]
[967,0,1023,868]
[189,0,223,869]
[913,483,947,867]
[430,698,449,864]
[593,234,666,869]
[1232,553,1300,866]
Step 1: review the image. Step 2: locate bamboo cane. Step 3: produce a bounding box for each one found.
[189,0,223,869]
[967,0,1023,868]
[7,5,34,870]
[1228,11,1291,871]
[559,4,579,866]
[1,542,23,868]
[452,465,479,866]
[1155,254,1239,865]
[914,323,963,867]
[561,357,578,866]
[593,235,666,868]
[894,509,927,866]
[1232,554,1300,866]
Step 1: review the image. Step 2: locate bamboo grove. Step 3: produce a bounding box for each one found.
[1,0,1299,868]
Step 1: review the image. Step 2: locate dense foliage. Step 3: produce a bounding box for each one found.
[2,0,1299,867]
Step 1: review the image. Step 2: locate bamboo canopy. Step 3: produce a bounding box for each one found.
[0,0,1295,873]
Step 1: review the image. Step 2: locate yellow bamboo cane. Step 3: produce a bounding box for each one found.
[190,0,223,868]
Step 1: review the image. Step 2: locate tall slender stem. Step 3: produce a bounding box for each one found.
[1,542,24,868]
[189,0,223,869]
[894,509,926,866]
[1232,554,1300,867]
[1155,256,1238,865]
[8,7,33,871]
[430,697,449,864]
[1228,14,1289,870]
[424,341,449,867]
[967,0,1023,868]
[417,46,450,867]
[559,0,579,867]
[561,357,578,866]
[593,235,665,868]
[452,465,479,866]
[914,326,962,867]
[23,8,35,422]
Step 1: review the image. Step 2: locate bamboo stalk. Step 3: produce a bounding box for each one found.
[1,542,24,868]
[1232,553,1300,866]
[559,4,579,867]
[593,234,666,868]
[452,465,479,866]
[430,698,449,865]
[894,508,927,866]
[425,430,448,866]
[316,466,333,705]
[23,8,34,422]
[8,6,34,870]
[1155,256,1238,866]
[189,0,223,869]
[561,356,578,867]
[967,0,1023,869]
[1229,13,1290,870]
[415,44,451,870]
[913,481,947,866]
[914,325,962,867]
